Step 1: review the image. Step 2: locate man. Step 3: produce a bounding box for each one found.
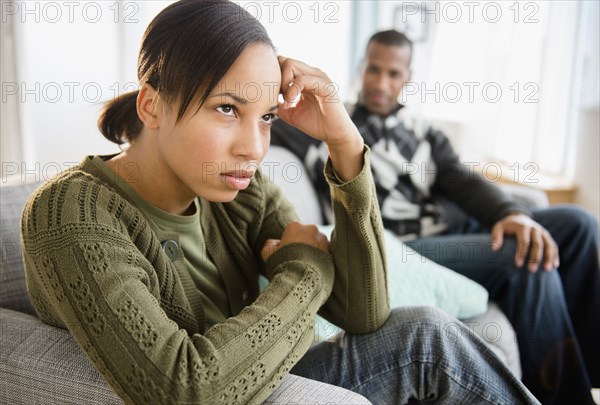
[271,30,600,404]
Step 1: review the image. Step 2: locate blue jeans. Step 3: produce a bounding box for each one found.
[292,306,539,404]
[407,205,600,404]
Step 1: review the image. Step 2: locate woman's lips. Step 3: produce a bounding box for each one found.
[221,171,254,191]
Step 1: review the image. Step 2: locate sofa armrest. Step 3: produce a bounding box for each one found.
[461,302,522,379]
[0,308,370,404]
[499,184,549,210]
[0,308,124,404]
[264,374,372,404]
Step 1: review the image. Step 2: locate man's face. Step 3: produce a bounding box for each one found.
[360,42,412,117]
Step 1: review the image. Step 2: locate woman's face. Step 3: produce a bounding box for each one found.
[156,43,281,203]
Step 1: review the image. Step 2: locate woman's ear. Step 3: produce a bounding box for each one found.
[136,83,161,130]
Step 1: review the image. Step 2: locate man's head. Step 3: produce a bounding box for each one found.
[359,30,413,117]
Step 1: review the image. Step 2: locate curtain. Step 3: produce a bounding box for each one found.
[1,9,23,180]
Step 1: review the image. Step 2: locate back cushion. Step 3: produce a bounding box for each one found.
[262,146,324,225]
[0,181,42,314]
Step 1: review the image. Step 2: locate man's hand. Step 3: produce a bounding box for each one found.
[261,221,330,262]
[491,213,559,272]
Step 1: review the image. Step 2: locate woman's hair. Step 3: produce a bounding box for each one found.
[99,0,274,144]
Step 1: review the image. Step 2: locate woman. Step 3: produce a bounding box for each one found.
[20,0,539,403]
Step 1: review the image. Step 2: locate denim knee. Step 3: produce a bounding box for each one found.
[535,205,599,244]
[386,306,484,357]
[387,305,455,326]
[565,206,599,243]
[549,205,597,226]
[540,268,567,294]
[386,306,466,342]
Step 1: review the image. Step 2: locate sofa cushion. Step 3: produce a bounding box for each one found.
[318,224,489,320]
[264,374,372,404]
[0,181,41,315]
[461,302,522,379]
[262,146,324,225]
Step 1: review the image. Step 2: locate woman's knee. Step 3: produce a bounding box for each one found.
[387,306,459,333]
[386,307,476,353]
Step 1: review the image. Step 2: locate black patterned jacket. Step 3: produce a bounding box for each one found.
[271,103,529,239]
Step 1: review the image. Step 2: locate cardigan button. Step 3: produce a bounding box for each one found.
[161,240,180,262]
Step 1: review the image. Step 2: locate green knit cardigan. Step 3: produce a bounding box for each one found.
[20,148,389,404]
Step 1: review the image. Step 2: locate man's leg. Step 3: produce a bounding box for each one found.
[408,234,595,404]
[292,307,539,404]
[532,205,600,385]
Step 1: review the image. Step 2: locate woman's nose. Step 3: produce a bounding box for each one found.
[232,122,265,161]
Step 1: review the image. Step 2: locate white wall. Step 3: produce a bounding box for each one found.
[238,1,353,99]
[573,109,600,220]
[9,1,125,182]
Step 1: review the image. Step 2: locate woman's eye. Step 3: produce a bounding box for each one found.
[261,113,278,124]
[216,105,235,116]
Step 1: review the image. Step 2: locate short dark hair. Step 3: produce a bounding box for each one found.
[98,0,274,144]
[367,30,413,50]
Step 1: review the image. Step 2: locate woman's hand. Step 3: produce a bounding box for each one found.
[277,56,364,181]
[261,221,330,262]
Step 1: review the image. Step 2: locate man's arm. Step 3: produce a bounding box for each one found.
[429,128,531,226]
[430,128,558,271]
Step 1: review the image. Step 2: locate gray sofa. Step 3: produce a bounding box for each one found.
[0,147,547,403]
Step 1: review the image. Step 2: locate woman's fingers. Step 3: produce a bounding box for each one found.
[278,55,330,103]
[261,239,281,261]
[280,221,330,253]
[277,55,294,88]
[261,221,331,263]
[281,80,304,108]
[276,54,358,150]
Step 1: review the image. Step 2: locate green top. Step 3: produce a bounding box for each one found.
[91,156,230,326]
[20,147,389,404]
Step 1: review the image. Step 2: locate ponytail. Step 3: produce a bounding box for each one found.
[98,91,143,145]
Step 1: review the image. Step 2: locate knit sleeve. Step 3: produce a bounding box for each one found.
[21,178,334,405]
[257,146,390,334]
[319,146,390,333]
